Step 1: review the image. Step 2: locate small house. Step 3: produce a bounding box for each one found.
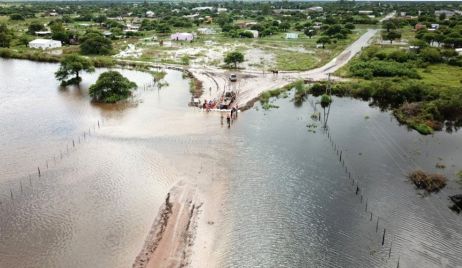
[358,10,374,15]
[435,10,455,18]
[455,48,462,56]
[146,11,155,18]
[29,39,62,49]
[307,6,323,12]
[217,8,228,13]
[35,30,52,36]
[170,32,194,41]
[285,33,299,39]
[431,23,440,29]
[197,28,215,35]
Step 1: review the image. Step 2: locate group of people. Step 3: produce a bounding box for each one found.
[202,99,218,111]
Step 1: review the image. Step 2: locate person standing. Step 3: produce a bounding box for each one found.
[226,113,231,128]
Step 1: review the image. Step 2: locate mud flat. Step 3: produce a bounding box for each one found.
[133,182,200,268]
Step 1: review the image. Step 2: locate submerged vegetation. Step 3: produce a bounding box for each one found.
[89,71,137,103]
[188,75,203,98]
[259,80,305,109]
[332,44,462,134]
[408,170,447,193]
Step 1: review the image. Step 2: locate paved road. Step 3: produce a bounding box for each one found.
[295,28,379,81]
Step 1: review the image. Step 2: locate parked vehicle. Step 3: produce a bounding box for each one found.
[229,74,237,82]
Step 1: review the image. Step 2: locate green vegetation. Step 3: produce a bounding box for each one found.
[89,71,137,103]
[0,24,13,48]
[275,50,317,71]
[337,42,462,134]
[80,32,112,55]
[408,170,447,193]
[188,75,203,97]
[152,70,167,82]
[55,54,95,86]
[224,51,244,69]
[260,80,305,109]
[320,94,332,107]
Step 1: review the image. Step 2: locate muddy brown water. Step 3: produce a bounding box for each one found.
[1,58,462,268]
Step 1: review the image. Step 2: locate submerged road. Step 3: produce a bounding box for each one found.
[119,12,396,108]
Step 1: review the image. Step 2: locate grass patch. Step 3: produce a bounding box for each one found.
[408,170,447,193]
[259,80,304,108]
[274,50,318,71]
[417,64,462,89]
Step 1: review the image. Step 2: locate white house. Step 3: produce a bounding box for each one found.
[170,32,194,41]
[146,11,155,18]
[35,30,52,36]
[308,6,323,12]
[192,6,213,11]
[456,48,462,56]
[435,10,455,18]
[197,28,215,35]
[285,33,299,39]
[358,10,374,15]
[431,23,440,29]
[28,39,62,49]
[217,8,228,13]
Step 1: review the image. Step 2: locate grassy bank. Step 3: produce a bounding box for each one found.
[0,47,118,67]
[332,45,462,134]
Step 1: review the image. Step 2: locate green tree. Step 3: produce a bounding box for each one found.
[317,36,331,48]
[278,22,291,32]
[0,24,13,48]
[89,71,137,103]
[439,13,446,21]
[383,20,396,32]
[80,32,112,55]
[94,15,107,25]
[325,24,342,36]
[304,27,316,38]
[382,30,401,44]
[28,21,46,34]
[345,23,355,30]
[55,54,95,86]
[10,14,24,21]
[224,51,244,68]
[420,48,442,63]
[50,22,70,44]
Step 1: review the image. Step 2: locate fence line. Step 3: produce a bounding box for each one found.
[0,118,107,208]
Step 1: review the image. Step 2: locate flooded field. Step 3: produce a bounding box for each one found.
[223,95,462,267]
[0,58,461,268]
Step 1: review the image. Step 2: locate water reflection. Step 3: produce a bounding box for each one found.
[223,92,462,268]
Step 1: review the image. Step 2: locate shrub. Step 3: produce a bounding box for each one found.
[408,170,447,192]
[419,48,442,63]
[349,60,420,79]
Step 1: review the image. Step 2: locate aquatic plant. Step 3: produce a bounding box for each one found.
[293,80,307,103]
[457,171,462,184]
[320,94,332,107]
[189,77,203,97]
[152,70,167,82]
[408,170,447,193]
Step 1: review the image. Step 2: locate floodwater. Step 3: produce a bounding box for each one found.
[222,95,462,268]
[1,58,462,268]
[0,58,231,268]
